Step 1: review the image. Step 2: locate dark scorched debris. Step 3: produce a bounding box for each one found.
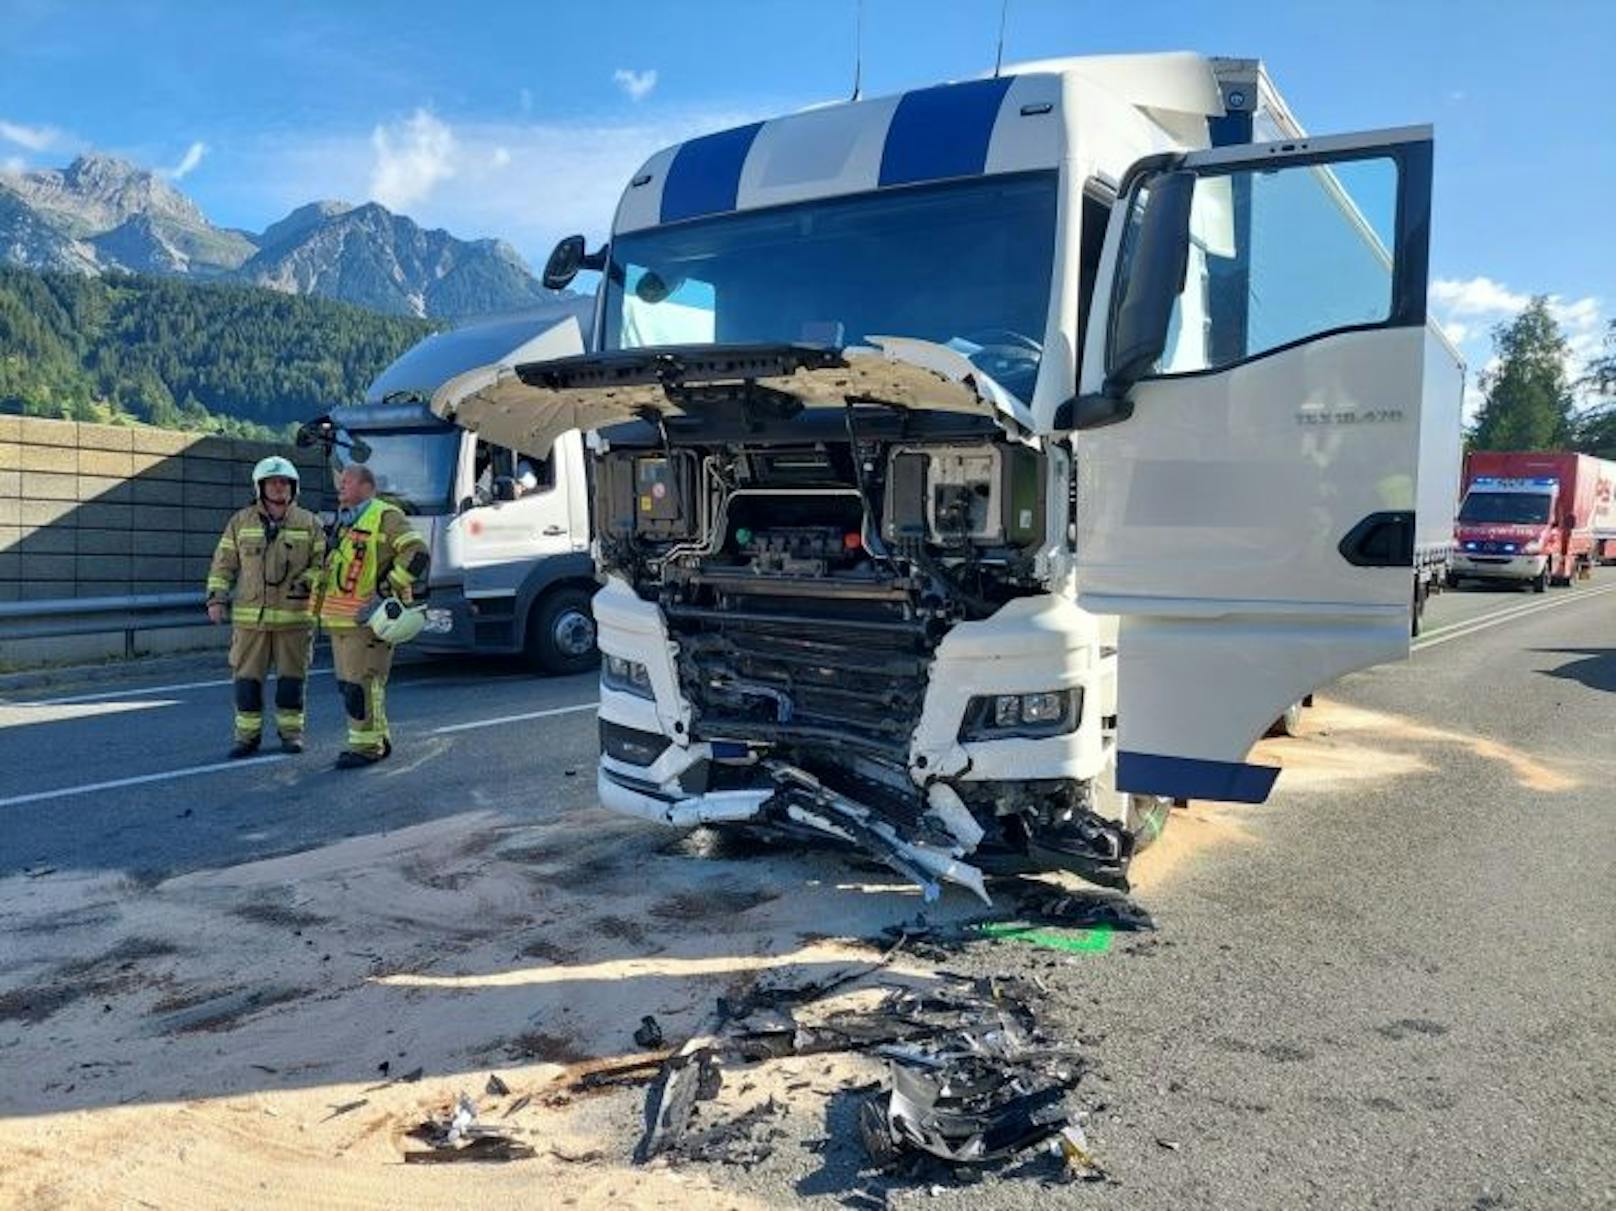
[633,966,1090,1177]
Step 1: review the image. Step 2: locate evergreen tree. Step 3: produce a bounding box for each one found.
[0,266,434,436]
[1469,297,1575,451]
[1572,319,1616,459]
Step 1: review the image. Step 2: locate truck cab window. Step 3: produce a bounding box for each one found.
[475,439,554,500]
[1124,154,1399,376]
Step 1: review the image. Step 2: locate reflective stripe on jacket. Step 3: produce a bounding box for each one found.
[317,497,427,629]
[206,502,325,631]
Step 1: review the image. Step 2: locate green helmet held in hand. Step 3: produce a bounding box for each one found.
[368,596,427,645]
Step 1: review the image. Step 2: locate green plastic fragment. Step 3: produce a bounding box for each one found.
[973,921,1114,954]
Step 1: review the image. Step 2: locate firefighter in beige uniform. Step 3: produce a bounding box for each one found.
[317,464,430,768]
[205,457,325,757]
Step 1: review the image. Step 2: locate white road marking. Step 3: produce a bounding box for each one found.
[431,701,598,735]
[0,699,177,730]
[0,754,287,808]
[1414,582,1616,652]
[29,669,332,707]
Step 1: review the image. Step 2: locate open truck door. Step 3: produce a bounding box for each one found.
[1069,127,1435,802]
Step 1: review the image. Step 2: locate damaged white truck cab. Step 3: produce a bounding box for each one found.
[433,53,1458,900]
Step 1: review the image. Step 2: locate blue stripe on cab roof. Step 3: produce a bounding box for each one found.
[879,77,1014,187]
[660,122,765,223]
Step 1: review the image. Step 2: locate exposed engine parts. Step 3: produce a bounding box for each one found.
[591,413,1154,899]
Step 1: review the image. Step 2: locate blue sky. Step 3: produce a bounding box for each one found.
[2,0,1612,406]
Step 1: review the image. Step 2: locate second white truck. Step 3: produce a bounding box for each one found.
[433,52,1464,898]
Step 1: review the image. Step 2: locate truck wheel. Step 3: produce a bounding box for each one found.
[525,587,598,675]
[1444,570,1460,589]
[1411,579,1427,637]
[1125,794,1173,854]
[1265,700,1305,738]
[1533,567,1548,593]
[1091,760,1171,854]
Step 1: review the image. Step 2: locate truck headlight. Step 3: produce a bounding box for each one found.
[602,654,654,699]
[1522,540,1541,554]
[962,689,1081,740]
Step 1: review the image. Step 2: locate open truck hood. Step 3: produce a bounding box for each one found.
[429,336,1027,458]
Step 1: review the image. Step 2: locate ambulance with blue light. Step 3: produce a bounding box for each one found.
[431,53,1465,899]
[1451,451,1616,591]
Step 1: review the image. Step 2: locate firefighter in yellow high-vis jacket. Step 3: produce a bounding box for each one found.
[317,463,430,768]
[206,457,325,758]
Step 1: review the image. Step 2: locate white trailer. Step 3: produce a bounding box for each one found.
[433,52,1463,898]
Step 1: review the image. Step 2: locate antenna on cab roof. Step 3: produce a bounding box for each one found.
[851,0,864,100]
[993,0,1009,78]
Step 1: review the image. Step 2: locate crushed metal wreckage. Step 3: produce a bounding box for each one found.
[632,958,1096,1180]
[854,977,1086,1170]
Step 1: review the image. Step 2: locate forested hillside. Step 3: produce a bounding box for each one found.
[0,268,435,440]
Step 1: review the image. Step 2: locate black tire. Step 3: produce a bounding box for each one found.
[1126,794,1174,853]
[1533,567,1549,594]
[524,586,599,675]
[1411,578,1427,637]
[1444,570,1460,589]
[1265,700,1305,738]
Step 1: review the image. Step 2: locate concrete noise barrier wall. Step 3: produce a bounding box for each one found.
[0,415,333,666]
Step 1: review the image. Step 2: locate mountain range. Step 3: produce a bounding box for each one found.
[0,154,566,320]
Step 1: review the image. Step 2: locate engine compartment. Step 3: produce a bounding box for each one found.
[591,411,1148,894]
[593,422,1052,620]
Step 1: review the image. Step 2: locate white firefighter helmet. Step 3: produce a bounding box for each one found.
[369,596,427,645]
[252,456,300,500]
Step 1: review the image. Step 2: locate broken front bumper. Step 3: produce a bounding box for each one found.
[593,576,1134,899]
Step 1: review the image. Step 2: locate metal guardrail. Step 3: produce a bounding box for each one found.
[0,592,211,655]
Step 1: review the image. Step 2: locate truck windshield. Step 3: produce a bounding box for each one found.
[1458,491,1552,525]
[333,428,458,515]
[603,171,1058,403]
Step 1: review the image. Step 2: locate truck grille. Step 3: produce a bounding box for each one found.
[666,596,934,758]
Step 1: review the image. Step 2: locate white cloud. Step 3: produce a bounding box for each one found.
[1433,275,1609,412]
[1,155,25,176]
[1430,276,1531,317]
[369,108,456,211]
[0,118,57,151]
[240,104,767,263]
[613,68,658,102]
[166,140,208,181]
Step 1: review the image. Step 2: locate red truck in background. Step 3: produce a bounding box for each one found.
[1449,451,1616,592]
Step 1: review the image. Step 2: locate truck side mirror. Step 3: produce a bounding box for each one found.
[1051,170,1195,434]
[543,235,587,289]
[1107,169,1195,392]
[492,475,519,503]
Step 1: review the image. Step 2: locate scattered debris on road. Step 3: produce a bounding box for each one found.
[321,1098,367,1121]
[405,1092,536,1164]
[626,961,1094,1186]
[633,1014,665,1049]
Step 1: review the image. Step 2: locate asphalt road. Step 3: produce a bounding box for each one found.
[3,574,1614,1207]
[0,650,603,879]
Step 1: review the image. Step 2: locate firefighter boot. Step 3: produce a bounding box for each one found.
[230,678,264,759]
[275,675,306,753]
